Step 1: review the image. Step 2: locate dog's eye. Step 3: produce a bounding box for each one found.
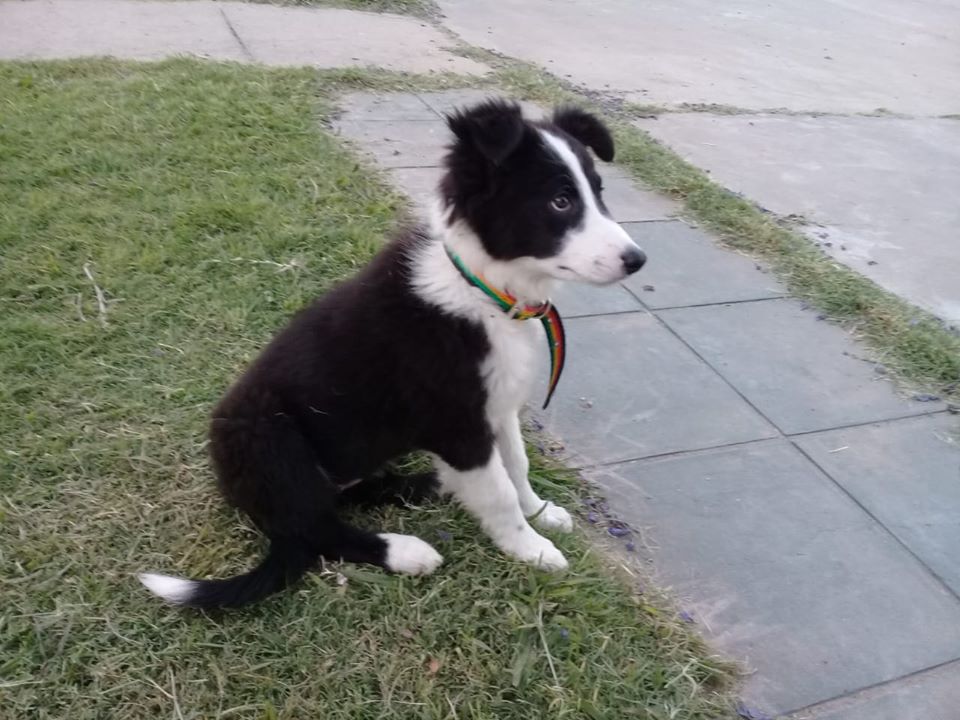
[550,194,572,212]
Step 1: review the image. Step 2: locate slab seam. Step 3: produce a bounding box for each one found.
[388,163,442,170]
[781,655,960,718]
[791,440,960,606]
[412,93,446,120]
[645,307,960,611]
[218,7,254,62]
[647,295,788,312]
[582,408,949,468]
[785,408,950,438]
[563,307,648,321]
[584,435,780,469]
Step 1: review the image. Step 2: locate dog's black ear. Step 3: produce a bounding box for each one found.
[446,100,525,165]
[552,106,615,162]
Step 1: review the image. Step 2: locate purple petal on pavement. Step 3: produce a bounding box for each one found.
[913,393,941,402]
[608,526,630,537]
[735,702,772,720]
[586,511,599,524]
[625,541,636,552]
[679,610,695,623]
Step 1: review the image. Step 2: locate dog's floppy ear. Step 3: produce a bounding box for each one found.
[446,99,525,165]
[552,106,615,162]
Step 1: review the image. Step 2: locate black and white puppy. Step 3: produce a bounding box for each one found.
[139,100,645,609]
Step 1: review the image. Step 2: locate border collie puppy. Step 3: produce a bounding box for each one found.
[139,100,645,609]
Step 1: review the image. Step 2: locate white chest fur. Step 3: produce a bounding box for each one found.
[409,230,552,424]
[479,313,540,421]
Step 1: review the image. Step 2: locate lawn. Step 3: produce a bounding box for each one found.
[0,59,734,719]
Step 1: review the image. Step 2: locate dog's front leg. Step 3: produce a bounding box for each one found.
[436,448,568,570]
[496,414,573,532]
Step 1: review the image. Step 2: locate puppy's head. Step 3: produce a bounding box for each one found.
[440,100,645,285]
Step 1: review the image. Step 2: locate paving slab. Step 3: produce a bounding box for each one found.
[338,92,439,123]
[788,659,960,720]
[532,313,777,465]
[621,221,783,309]
[0,0,245,62]
[587,440,960,714]
[550,281,643,319]
[438,0,960,115]
[387,166,443,218]
[636,113,960,325]
[335,119,449,168]
[221,3,487,74]
[0,0,489,75]
[659,298,943,434]
[599,174,680,223]
[795,413,960,596]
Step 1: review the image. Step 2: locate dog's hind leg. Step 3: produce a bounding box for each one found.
[338,467,439,508]
[495,414,573,532]
[434,448,567,571]
[216,415,442,577]
[140,414,443,607]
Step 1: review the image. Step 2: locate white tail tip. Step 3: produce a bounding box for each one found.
[138,572,197,604]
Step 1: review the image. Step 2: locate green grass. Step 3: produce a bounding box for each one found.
[0,59,734,719]
[241,0,439,18]
[491,63,960,401]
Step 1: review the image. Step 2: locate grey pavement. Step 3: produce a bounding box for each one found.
[786,658,960,720]
[438,0,960,325]
[438,0,960,115]
[635,113,960,326]
[0,0,488,75]
[334,91,960,718]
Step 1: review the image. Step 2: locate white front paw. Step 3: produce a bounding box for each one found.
[380,533,444,575]
[504,532,568,571]
[531,501,573,533]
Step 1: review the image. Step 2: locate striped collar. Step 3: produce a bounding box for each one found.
[444,246,566,409]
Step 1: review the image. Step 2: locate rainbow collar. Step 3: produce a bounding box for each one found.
[445,247,566,409]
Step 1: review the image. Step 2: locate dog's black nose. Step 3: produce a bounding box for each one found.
[621,248,646,275]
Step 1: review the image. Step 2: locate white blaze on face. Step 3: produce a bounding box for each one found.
[538,130,642,285]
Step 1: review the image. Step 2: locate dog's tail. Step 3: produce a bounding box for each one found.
[138,538,315,610]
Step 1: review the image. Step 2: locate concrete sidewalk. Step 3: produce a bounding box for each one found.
[439,0,960,326]
[334,90,960,719]
[0,0,488,75]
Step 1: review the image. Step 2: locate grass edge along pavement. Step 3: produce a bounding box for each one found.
[323,55,960,402]
[326,49,960,402]
[487,61,960,404]
[0,58,736,720]
[233,0,440,19]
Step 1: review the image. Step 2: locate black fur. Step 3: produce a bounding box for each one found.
[181,232,493,608]
[441,100,613,261]
[146,101,619,609]
[552,106,616,162]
